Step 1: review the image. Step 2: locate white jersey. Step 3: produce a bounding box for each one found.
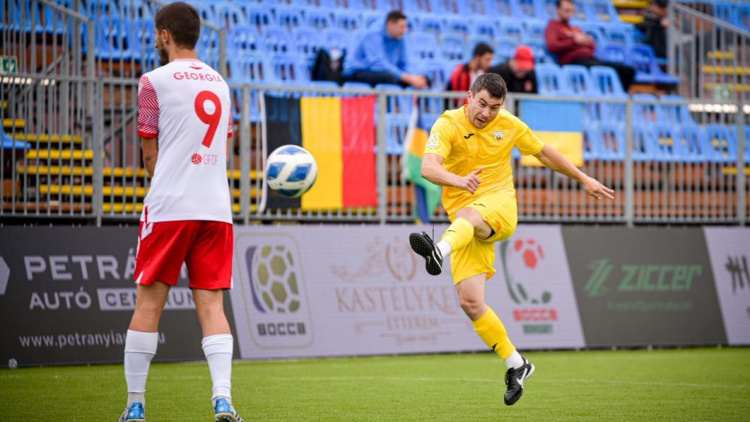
[137,59,233,223]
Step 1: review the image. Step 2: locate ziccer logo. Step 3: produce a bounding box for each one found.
[250,245,301,314]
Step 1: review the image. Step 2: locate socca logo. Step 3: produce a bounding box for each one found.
[499,238,556,334]
[191,153,202,164]
[500,238,552,305]
[331,236,417,282]
[247,245,301,314]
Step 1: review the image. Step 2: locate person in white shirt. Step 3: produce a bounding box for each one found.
[118,3,243,422]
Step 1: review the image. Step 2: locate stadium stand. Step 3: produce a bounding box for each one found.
[0,0,747,223]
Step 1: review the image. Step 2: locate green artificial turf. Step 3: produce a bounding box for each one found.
[1,348,748,421]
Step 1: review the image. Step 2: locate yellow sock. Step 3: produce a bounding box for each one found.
[472,307,515,360]
[442,218,474,253]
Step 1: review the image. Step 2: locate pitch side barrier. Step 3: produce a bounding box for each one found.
[2,224,746,366]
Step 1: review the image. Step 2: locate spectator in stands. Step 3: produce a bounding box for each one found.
[636,0,668,59]
[342,10,429,89]
[545,0,636,91]
[447,43,494,92]
[489,46,538,94]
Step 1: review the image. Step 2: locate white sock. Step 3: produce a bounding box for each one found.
[202,334,234,401]
[436,240,452,258]
[124,330,158,407]
[504,349,524,369]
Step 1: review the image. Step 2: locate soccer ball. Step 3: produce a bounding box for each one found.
[265,145,318,197]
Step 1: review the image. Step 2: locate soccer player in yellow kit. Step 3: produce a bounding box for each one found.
[409,73,614,405]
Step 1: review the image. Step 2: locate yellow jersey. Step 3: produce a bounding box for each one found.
[425,106,544,213]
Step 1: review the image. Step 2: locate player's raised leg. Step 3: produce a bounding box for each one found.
[409,208,488,276]
[119,282,171,422]
[456,275,535,406]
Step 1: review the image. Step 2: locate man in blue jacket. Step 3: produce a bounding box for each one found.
[343,10,428,89]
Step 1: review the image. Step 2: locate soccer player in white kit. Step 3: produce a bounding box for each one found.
[118,3,243,422]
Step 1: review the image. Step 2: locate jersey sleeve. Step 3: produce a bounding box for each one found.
[514,119,545,156]
[424,115,456,159]
[137,75,159,138]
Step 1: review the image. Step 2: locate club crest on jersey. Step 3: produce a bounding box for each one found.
[493,131,504,140]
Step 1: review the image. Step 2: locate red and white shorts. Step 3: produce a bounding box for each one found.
[133,220,234,290]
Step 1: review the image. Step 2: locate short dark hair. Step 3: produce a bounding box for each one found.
[155,2,201,50]
[473,43,493,58]
[470,73,507,100]
[556,0,574,7]
[386,10,407,23]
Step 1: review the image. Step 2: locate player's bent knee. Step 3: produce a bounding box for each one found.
[455,208,483,226]
[459,296,486,319]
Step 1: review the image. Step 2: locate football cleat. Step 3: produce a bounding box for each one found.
[118,402,145,422]
[409,232,443,276]
[504,358,535,406]
[214,397,244,422]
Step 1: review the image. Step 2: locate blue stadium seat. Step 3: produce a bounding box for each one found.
[561,65,601,97]
[535,63,574,96]
[325,29,354,57]
[95,17,131,60]
[705,124,737,163]
[632,93,659,123]
[493,37,519,62]
[651,123,681,162]
[275,6,305,32]
[593,122,626,161]
[630,44,680,84]
[603,25,634,47]
[522,19,547,44]
[577,22,607,45]
[444,16,471,37]
[441,33,468,62]
[536,0,558,21]
[229,25,264,55]
[347,0,374,10]
[632,124,657,162]
[131,18,156,69]
[120,0,155,19]
[416,14,446,37]
[471,17,499,39]
[228,54,272,84]
[421,60,451,90]
[190,1,216,25]
[597,43,627,63]
[513,0,540,19]
[497,18,524,43]
[293,28,325,67]
[484,0,513,16]
[270,55,310,85]
[676,124,710,163]
[587,0,623,23]
[334,9,363,32]
[408,33,441,61]
[305,9,334,30]
[342,81,373,91]
[246,7,275,32]
[589,66,627,98]
[214,3,248,29]
[260,27,294,55]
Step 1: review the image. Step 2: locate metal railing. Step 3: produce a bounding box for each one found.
[1,0,747,226]
[669,2,750,102]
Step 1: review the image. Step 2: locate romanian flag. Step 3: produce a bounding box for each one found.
[403,104,442,224]
[519,100,584,167]
[264,94,378,210]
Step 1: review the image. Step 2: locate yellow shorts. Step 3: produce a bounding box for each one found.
[446,191,518,284]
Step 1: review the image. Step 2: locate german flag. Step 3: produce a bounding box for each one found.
[264,94,378,210]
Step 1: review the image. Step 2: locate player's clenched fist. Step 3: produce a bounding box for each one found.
[456,168,483,193]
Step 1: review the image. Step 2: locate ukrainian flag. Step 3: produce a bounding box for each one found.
[519,100,584,167]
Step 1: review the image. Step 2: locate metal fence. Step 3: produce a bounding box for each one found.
[3,77,748,225]
[669,2,750,103]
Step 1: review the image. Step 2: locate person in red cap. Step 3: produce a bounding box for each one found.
[489,45,538,94]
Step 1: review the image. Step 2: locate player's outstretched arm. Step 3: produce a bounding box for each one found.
[422,153,483,193]
[533,145,614,200]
